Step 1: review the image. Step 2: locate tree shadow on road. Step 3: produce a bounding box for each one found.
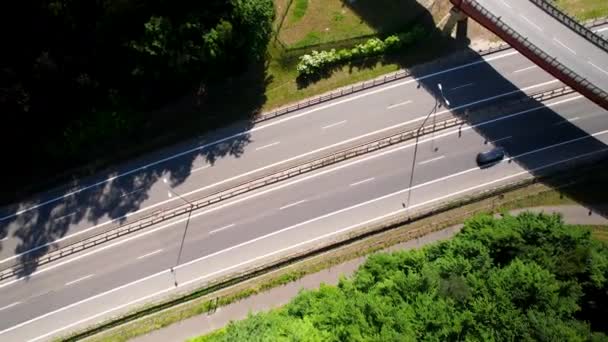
[0,59,272,279]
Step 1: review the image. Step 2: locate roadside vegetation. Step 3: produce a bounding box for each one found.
[191,212,608,341]
[1,0,275,203]
[556,0,608,20]
[72,163,608,342]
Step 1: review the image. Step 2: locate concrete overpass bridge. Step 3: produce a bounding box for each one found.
[451,0,608,110]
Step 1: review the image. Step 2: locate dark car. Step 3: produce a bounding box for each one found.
[476,147,505,166]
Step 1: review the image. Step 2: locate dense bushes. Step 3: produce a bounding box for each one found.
[196,212,608,341]
[297,26,427,77]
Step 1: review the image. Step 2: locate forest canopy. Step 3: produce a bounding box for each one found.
[197,212,608,341]
[0,0,275,198]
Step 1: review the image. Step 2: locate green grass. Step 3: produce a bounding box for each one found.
[263,33,452,111]
[277,0,426,47]
[290,0,309,23]
[589,226,608,243]
[555,0,608,20]
[292,31,322,48]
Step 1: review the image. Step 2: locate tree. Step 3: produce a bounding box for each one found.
[199,213,608,341]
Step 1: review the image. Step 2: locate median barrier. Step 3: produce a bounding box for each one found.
[0,86,578,281]
[61,145,608,342]
[0,119,466,281]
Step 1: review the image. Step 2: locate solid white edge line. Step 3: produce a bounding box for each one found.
[1,50,523,222]
[387,100,413,109]
[500,0,512,9]
[19,140,608,342]
[0,73,554,266]
[64,274,94,287]
[0,93,583,289]
[279,200,307,210]
[136,249,164,260]
[322,120,348,129]
[553,38,577,55]
[350,178,375,187]
[209,224,236,235]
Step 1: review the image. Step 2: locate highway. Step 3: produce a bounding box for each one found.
[0,43,583,267]
[475,0,608,96]
[0,24,606,341]
[2,24,603,269]
[0,90,607,340]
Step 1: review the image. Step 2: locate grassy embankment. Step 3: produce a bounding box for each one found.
[555,0,608,20]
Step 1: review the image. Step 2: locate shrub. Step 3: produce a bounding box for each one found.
[297,26,427,77]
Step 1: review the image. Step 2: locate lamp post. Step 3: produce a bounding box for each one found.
[163,178,194,286]
[437,83,451,106]
[404,83,449,210]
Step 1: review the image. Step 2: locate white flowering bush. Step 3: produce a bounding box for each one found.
[297,26,426,77]
[296,49,339,76]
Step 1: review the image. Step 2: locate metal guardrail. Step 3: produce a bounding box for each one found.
[256,17,607,124]
[0,118,467,281]
[530,0,608,53]
[0,86,577,282]
[454,0,608,107]
[64,152,608,342]
[254,44,512,123]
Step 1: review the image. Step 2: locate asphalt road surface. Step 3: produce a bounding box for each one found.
[2,24,604,269]
[0,38,594,266]
[478,0,608,92]
[0,25,606,341]
[0,90,606,340]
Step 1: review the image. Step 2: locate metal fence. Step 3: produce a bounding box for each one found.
[0,85,578,281]
[457,0,608,107]
[530,0,608,52]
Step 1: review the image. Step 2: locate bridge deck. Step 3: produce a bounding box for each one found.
[453,0,608,109]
